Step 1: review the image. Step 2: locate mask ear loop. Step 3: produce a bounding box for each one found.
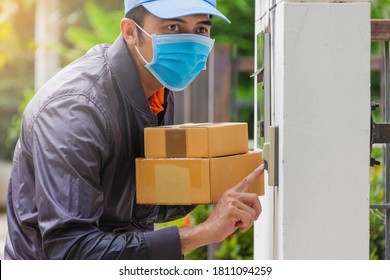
[131,20,153,65]
[134,45,149,65]
[132,20,152,38]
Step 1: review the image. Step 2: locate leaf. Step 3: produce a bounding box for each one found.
[65,27,99,52]
[85,1,121,43]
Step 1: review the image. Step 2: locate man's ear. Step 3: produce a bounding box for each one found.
[120,18,137,46]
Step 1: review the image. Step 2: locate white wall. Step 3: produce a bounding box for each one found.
[255,0,370,259]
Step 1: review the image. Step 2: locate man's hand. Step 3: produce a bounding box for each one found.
[179,164,264,253]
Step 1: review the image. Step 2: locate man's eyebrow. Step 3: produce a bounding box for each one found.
[199,19,213,26]
[164,18,213,26]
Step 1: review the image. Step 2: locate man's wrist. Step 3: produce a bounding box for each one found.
[178,223,210,254]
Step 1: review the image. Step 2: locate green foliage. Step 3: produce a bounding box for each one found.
[5,88,35,150]
[62,1,122,62]
[369,147,386,260]
[211,0,256,134]
[371,0,390,56]
[0,0,35,160]
[371,0,390,19]
[369,106,386,260]
[211,0,254,56]
[215,226,254,260]
[369,1,388,256]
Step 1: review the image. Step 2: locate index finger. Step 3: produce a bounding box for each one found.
[232,164,264,193]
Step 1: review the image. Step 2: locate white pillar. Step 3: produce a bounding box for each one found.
[254,0,371,259]
[35,0,61,90]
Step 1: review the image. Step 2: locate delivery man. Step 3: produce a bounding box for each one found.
[4,0,263,259]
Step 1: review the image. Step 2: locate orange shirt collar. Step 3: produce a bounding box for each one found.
[148,88,165,115]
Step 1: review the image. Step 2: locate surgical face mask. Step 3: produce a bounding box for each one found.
[132,20,215,91]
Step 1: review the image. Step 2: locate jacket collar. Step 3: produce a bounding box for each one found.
[106,35,156,121]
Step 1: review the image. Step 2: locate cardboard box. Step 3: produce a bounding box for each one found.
[144,122,248,158]
[136,150,264,205]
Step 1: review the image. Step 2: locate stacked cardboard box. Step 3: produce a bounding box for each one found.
[136,122,264,205]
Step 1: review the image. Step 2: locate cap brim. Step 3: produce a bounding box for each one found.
[142,0,231,23]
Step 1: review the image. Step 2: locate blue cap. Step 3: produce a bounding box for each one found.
[124,0,230,23]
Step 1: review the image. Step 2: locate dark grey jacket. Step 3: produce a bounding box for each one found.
[4,35,194,259]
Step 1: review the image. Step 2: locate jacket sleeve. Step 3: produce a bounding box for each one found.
[156,205,197,223]
[30,94,182,259]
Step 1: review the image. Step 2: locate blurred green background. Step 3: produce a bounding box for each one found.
[0,0,389,259]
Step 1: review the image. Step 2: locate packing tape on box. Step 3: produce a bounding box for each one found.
[165,129,187,158]
[155,164,192,204]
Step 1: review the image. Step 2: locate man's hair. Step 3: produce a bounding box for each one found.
[126,5,150,43]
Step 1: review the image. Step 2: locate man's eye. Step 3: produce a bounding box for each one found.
[167,24,180,32]
[198,27,209,35]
